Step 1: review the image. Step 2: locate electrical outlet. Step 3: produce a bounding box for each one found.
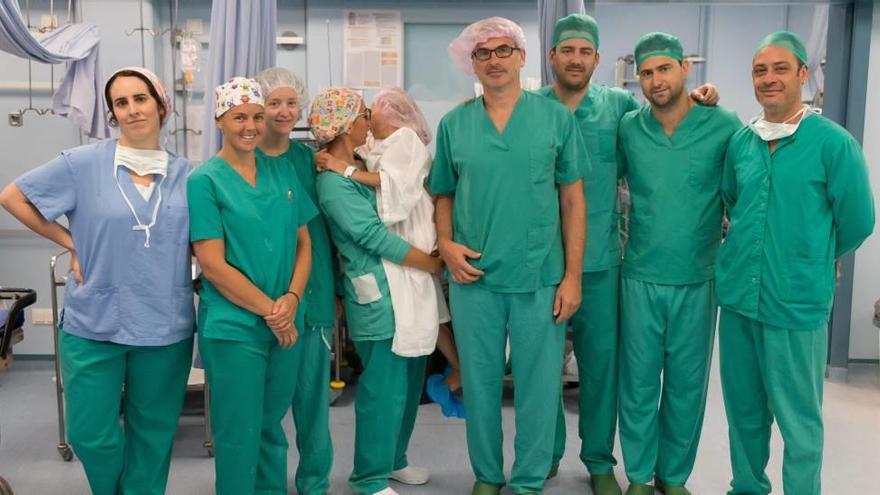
[31,308,56,325]
[8,112,23,127]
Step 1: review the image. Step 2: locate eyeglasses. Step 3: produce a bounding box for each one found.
[471,45,521,62]
[355,108,372,121]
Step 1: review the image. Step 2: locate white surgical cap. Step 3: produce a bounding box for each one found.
[372,87,432,145]
[448,16,527,76]
[253,67,309,113]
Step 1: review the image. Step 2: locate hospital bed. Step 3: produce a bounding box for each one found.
[0,287,38,495]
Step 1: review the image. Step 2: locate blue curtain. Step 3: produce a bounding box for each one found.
[200,0,277,159]
[538,0,586,86]
[0,0,109,138]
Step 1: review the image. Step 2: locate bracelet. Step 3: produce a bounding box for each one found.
[286,291,301,305]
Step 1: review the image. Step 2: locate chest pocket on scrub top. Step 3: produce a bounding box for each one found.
[529,145,557,183]
[687,150,723,189]
[597,126,618,165]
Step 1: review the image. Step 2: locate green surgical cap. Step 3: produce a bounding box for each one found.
[755,31,808,65]
[552,14,599,49]
[634,32,684,68]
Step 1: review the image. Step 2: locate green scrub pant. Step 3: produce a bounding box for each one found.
[552,267,620,475]
[618,278,716,486]
[291,326,333,495]
[200,335,299,495]
[449,283,565,494]
[349,338,426,495]
[719,309,826,495]
[59,331,193,495]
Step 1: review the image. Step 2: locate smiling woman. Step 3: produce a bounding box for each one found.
[186,76,317,495]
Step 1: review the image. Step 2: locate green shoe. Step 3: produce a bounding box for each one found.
[591,473,623,495]
[625,483,655,495]
[654,477,691,495]
[546,463,560,480]
[472,481,503,495]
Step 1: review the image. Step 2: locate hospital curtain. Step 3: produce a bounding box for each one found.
[0,0,110,138]
[200,0,277,159]
[538,0,586,86]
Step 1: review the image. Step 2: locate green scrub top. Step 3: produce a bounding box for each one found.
[536,84,640,272]
[282,139,336,329]
[717,113,875,330]
[316,171,411,341]
[188,152,318,341]
[427,91,586,293]
[618,103,741,285]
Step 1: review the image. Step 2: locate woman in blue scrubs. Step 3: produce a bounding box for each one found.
[0,67,194,495]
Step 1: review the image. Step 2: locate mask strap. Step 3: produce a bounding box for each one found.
[113,164,166,248]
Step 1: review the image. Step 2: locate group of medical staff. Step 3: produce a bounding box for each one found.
[0,11,874,495]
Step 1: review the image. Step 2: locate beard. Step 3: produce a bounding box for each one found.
[647,84,685,109]
[554,63,592,92]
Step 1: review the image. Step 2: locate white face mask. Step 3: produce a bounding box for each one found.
[113,145,169,248]
[748,105,818,142]
[115,145,169,176]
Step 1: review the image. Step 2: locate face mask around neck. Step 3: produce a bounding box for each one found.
[748,105,817,142]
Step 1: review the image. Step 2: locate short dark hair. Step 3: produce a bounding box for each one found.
[104,70,166,127]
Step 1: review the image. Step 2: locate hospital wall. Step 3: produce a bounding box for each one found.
[849,5,880,361]
[0,0,845,357]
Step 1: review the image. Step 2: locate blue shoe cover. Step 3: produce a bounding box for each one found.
[426,368,466,418]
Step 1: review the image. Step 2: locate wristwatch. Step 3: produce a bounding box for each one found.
[344,165,358,179]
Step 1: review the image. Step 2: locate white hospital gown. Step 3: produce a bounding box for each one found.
[361,127,450,357]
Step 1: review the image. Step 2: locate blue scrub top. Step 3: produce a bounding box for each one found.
[17,139,195,346]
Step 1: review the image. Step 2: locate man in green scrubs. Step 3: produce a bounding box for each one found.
[716,31,874,495]
[537,17,722,495]
[616,33,741,495]
[428,17,586,495]
[536,15,635,495]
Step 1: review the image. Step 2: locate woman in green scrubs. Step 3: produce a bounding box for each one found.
[254,67,335,495]
[309,87,443,495]
[187,77,316,495]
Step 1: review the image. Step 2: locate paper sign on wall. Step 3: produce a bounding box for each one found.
[343,10,403,89]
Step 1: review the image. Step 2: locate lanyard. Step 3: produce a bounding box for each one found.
[113,164,166,248]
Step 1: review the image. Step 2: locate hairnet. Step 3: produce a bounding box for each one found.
[552,14,599,49]
[372,87,432,145]
[253,67,310,113]
[107,66,173,126]
[448,16,527,75]
[634,32,684,69]
[755,31,808,66]
[214,77,264,118]
[308,87,363,146]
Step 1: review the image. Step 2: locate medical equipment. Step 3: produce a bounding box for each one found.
[5,0,73,128]
[0,287,38,495]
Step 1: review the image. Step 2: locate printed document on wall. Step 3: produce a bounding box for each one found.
[344,10,403,89]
